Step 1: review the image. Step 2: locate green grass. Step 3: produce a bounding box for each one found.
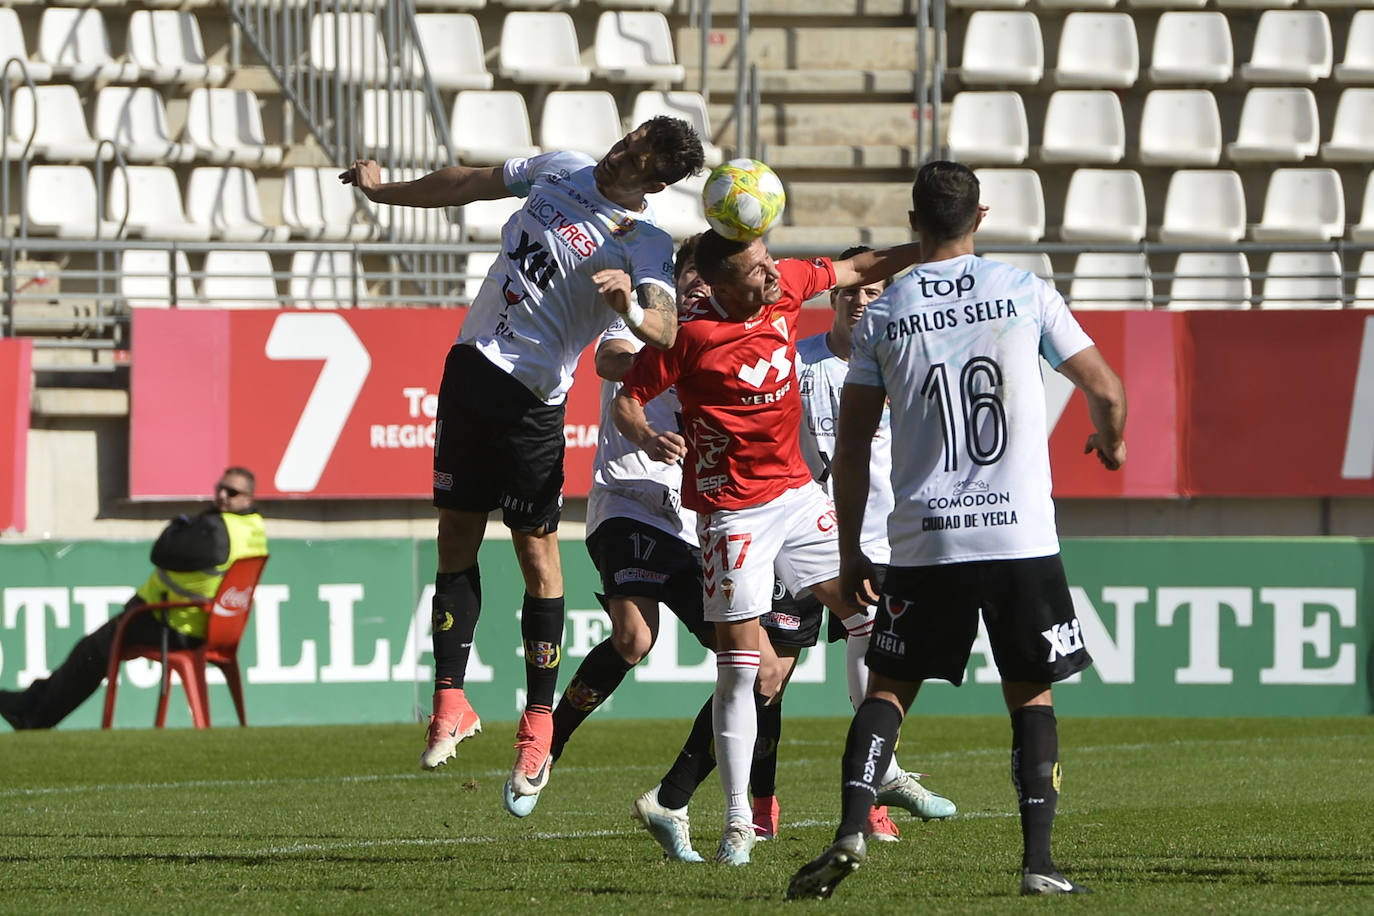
[2,716,1371,914]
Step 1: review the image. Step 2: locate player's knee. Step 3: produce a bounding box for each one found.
[610,623,654,664]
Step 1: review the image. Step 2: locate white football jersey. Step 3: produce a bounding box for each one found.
[585,320,698,546]
[457,151,677,405]
[847,254,1094,566]
[796,333,892,564]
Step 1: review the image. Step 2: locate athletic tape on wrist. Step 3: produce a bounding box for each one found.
[624,302,646,329]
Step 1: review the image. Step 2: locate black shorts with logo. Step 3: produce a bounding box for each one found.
[585,517,713,649]
[865,554,1092,686]
[432,344,565,532]
[764,566,889,649]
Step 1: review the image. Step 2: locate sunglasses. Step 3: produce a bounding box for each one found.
[217,484,248,498]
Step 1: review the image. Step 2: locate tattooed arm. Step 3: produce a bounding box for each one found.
[592,270,679,350]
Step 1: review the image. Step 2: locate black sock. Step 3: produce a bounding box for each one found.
[1011,705,1060,874]
[837,698,902,840]
[749,693,782,798]
[521,594,565,709]
[432,567,480,691]
[658,695,716,810]
[551,639,635,761]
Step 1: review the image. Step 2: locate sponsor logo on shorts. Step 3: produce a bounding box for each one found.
[433,470,454,491]
[613,567,670,586]
[525,640,562,669]
[772,579,787,601]
[721,577,735,604]
[763,611,800,631]
[1042,618,1085,662]
[874,596,912,656]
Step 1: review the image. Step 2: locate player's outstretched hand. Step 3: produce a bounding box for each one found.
[339,159,381,193]
[644,430,687,465]
[593,269,634,317]
[840,551,881,609]
[1084,434,1126,471]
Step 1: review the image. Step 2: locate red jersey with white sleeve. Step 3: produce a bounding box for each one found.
[619,257,837,514]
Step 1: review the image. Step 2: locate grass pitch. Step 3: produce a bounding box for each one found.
[2,715,1370,915]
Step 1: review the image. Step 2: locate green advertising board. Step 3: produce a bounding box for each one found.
[0,537,1369,729]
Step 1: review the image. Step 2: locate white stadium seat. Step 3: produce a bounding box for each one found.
[186,166,290,243]
[125,11,226,85]
[309,13,393,83]
[360,89,441,160]
[1334,11,1374,84]
[1354,253,1374,310]
[973,168,1044,243]
[651,171,709,240]
[959,12,1043,86]
[539,91,622,158]
[1040,90,1125,164]
[1069,253,1153,310]
[0,9,54,83]
[1250,169,1345,242]
[1168,253,1252,310]
[499,12,591,84]
[201,250,280,309]
[120,249,198,309]
[289,251,365,309]
[451,91,541,164]
[106,166,211,241]
[1259,252,1343,310]
[593,11,685,84]
[1321,89,1374,162]
[24,165,122,239]
[460,197,522,242]
[982,252,1055,287]
[1226,88,1320,163]
[183,88,284,167]
[414,14,494,90]
[1353,174,1374,244]
[947,92,1028,165]
[1060,169,1145,243]
[1241,11,1333,84]
[631,91,723,167]
[281,167,375,242]
[38,8,138,83]
[1148,12,1232,85]
[1138,90,1222,167]
[1158,170,1246,244]
[5,85,102,162]
[1053,12,1138,88]
[93,87,194,164]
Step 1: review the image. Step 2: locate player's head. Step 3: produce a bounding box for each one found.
[674,233,708,301]
[830,245,889,331]
[693,230,781,318]
[215,466,256,513]
[909,160,982,242]
[594,117,704,201]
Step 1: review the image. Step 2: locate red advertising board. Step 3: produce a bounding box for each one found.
[0,338,32,530]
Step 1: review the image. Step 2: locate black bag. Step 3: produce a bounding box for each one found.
[149,511,230,572]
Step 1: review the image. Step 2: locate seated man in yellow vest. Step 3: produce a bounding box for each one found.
[0,467,268,729]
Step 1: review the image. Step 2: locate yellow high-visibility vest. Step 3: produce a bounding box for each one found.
[135,511,268,638]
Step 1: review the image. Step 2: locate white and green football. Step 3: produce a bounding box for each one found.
[701,158,786,242]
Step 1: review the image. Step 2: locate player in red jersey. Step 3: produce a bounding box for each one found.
[612,229,923,864]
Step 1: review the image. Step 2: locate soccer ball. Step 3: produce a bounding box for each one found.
[701,158,786,242]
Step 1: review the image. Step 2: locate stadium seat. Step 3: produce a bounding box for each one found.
[186,167,290,243]
[360,89,441,160]
[651,170,708,240]
[450,91,541,164]
[462,251,498,305]
[106,166,211,241]
[498,12,591,84]
[1259,252,1343,310]
[0,9,54,83]
[1148,12,1233,85]
[947,92,1029,165]
[1060,169,1145,242]
[1226,88,1320,163]
[24,165,121,239]
[201,250,281,309]
[596,0,672,9]
[539,90,623,157]
[119,249,198,309]
[1353,174,1374,243]
[958,12,1043,86]
[183,88,284,167]
[309,13,393,83]
[631,91,723,167]
[499,0,585,8]
[5,85,102,162]
[1216,0,1295,7]
[1138,90,1222,166]
[1039,0,1117,8]
[92,87,194,165]
[1354,253,1374,310]
[1334,11,1374,83]
[374,168,462,242]
[593,11,685,84]
[1069,253,1153,310]
[414,14,494,90]
[948,0,1027,7]
[1250,169,1345,242]
[1168,252,1252,310]
[1321,89,1374,162]
[37,8,139,83]
[125,11,227,86]
[982,252,1055,287]
[281,167,376,242]
[102,555,268,728]
[1158,169,1247,243]
[1241,11,1333,84]
[1126,0,1206,8]
[289,250,365,309]
[972,168,1044,243]
[1040,91,1125,164]
[1052,13,1138,88]
[460,197,522,241]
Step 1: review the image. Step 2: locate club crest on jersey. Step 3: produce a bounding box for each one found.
[689,416,730,471]
[607,214,636,237]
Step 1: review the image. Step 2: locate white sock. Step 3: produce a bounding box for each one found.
[843,608,877,710]
[714,649,760,826]
[881,754,902,786]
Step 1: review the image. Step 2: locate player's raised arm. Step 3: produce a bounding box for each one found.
[831,242,922,289]
[833,381,887,606]
[594,337,636,382]
[611,390,686,464]
[593,269,679,350]
[339,160,509,208]
[1056,345,1127,471]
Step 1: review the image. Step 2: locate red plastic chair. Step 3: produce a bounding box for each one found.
[101,554,269,729]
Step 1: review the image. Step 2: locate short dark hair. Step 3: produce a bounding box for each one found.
[639,116,706,186]
[692,229,751,288]
[222,466,255,494]
[835,245,891,290]
[910,161,980,242]
[675,233,702,282]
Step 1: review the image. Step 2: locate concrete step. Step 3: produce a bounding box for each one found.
[673,0,924,17]
[781,180,915,228]
[766,224,915,256]
[677,27,937,73]
[762,143,924,170]
[700,68,919,97]
[708,102,920,147]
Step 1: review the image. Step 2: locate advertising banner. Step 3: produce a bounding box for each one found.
[0,537,1367,729]
[0,338,31,532]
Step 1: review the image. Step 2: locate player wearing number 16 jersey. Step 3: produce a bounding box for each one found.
[789,161,1127,901]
